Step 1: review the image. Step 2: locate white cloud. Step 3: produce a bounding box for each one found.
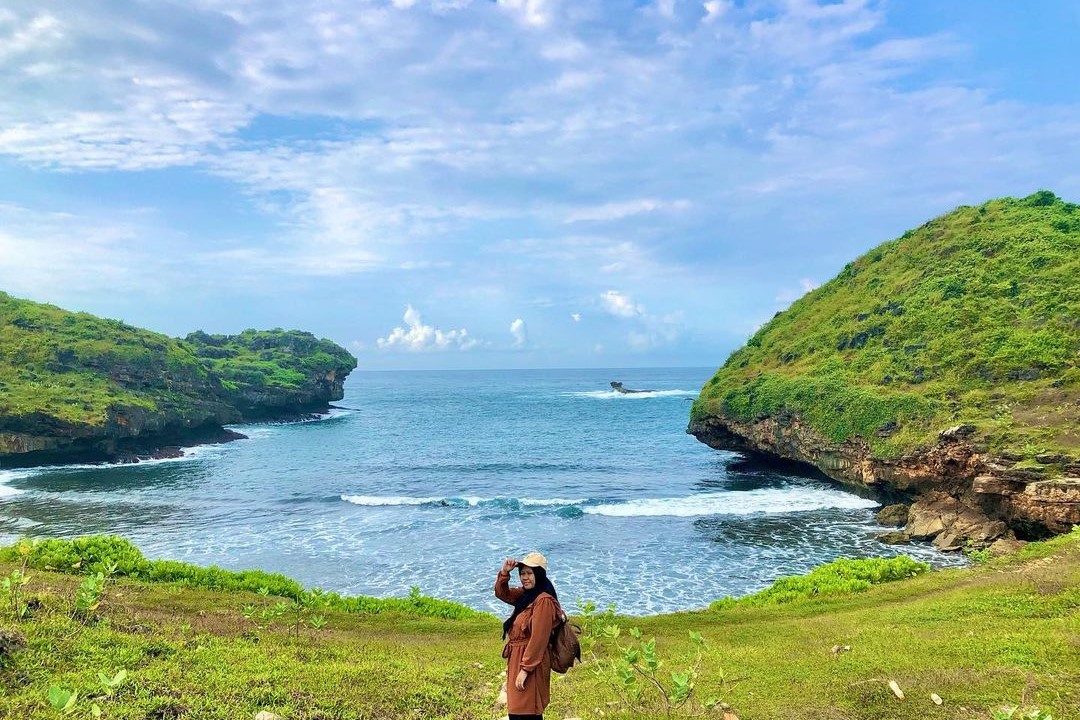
[570,312,581,322]
[600,290,644,318]
[510,317,528,348]
[498,0,551,27]
[377,305,479,351]
[701,1,729,24]
[565,199,690,223]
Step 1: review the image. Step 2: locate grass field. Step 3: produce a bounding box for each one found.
[1,530,1078,719]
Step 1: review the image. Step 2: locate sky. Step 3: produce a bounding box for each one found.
[0,1,1078,370]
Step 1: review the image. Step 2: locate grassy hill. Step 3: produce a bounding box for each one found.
[0,292,356,464]
[1,531,1077,719]
[692,191,1080,465]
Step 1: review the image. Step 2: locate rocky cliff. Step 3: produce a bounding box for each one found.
[689,192,1080,546]
[0,293,357,467]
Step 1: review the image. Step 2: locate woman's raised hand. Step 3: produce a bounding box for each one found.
[501,557,518,574]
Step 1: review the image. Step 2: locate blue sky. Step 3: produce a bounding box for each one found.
[0,1,1077,370]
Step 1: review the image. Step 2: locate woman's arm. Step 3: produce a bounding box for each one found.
[495,571,524,605]
[520,595,556,672]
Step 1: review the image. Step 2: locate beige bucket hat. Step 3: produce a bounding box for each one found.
[518,551,548,571]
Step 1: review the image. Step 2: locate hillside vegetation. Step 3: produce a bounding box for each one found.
[1,532,1077,719]
[0,293,223,429]
[0,292,356,463]
[692,191,1080,463]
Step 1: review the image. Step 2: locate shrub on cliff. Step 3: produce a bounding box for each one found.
[710,555,929,609]
[693,191,1080,461]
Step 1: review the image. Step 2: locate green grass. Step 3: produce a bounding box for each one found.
[693,191,1080,462]
[2,531,1078,719]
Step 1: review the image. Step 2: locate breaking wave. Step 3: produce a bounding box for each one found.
[564,389,697,400]
[340,488,878,518]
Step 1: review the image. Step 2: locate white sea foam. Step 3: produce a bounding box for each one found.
[564,389,697,400]
[340,495,588,508]
[584,488,879,518]
[342,495,439,506]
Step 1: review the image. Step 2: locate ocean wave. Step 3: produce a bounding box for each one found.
[340,495,587,509]
[583,488,879,518]
[340,488,878,518]
[563,389,697,400]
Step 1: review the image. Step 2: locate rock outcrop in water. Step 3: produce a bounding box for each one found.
[689,192,1080,546]
[0,292,357,467]
[610,381,655,394]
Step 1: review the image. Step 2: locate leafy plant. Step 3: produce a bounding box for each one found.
[47,686,78,715]
[578,602,724,717]
[964,541,993,565]
[46,670,128,718]
[1,538,34,620]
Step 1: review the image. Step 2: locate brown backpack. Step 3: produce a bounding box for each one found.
[549,607,582,674]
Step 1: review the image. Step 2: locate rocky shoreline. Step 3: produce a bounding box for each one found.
[0,404,353,469]
[688,411,1080,550]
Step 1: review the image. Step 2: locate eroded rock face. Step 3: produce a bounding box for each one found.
[876,504,909,527]
[689,411,1080,545]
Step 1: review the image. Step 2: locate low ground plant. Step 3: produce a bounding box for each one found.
[1,539,34,620]
[710,555,928,609]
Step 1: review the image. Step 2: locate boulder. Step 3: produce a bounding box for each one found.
[988,538,1027,557]
[877,531,911,545]
[875,504,909,526]
[972,475,1022,496]
[932,532,963,552]
[906,491,1008,547]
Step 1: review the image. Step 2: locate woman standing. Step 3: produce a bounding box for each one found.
[495,552,561,720]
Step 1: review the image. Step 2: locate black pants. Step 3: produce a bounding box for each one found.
[509,715,542,720]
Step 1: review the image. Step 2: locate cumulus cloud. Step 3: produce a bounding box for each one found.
[570,312,581,322]
[565,199,690,223]
[510,317,528,348]
[377,305,478,351]
[600,290,645,318]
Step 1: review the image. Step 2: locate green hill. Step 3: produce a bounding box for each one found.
[690,192,1079,539]
[0,292,356,466]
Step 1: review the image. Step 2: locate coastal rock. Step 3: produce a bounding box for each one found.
[906,491,1008,548]
[876,531,911,545]
[988,538,1027,556]
[690,410,1077,543]
[876,504,909,526]
[1006,478,1080,535]
[972,475,1023,496]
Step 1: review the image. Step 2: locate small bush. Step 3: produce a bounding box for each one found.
[711,556,929,609]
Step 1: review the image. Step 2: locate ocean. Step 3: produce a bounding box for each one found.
[0,367,964,614]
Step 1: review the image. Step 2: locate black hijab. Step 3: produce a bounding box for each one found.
[502,565,558,638]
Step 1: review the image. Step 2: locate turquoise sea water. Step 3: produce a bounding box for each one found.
[0,368,964,614]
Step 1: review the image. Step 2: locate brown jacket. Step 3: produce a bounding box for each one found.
[495,571,559,716]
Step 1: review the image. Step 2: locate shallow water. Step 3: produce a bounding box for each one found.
[0,368,965,614]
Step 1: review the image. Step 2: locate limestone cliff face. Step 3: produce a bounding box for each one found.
[689,412,1080,544]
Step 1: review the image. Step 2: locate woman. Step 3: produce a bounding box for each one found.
[495,551,561,720]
